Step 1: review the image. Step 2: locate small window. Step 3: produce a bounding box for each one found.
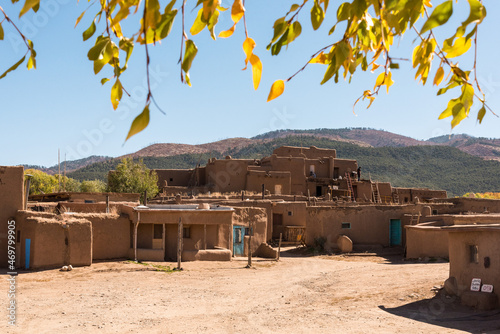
[169,178,173,182]
[288,211,293,216]
[341,222,351,229]
[17,230,21,243]
[404,197,409,203]
[153,224,163,239]
[183,226,191,238]
[432,209,438,215]
[469,245,478,263]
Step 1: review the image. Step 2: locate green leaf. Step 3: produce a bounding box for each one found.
[125,104,150,142]
[207,8,219,40]
[0,23,4,41]
[286,21,302,46]
[420,0,453,35]
[288,4,300,14]
[268,17,287,46]
[111,79,123,110]
[101,78,110,85]
[119,37,134,67]
[389,63,399,69]
[19,0,40,17]
[0,56,26,79]
[461,0,486,28]
[477,105,486,124]
[182,40,198,86]
[311,1,325,31]
[337,2,350,22]
[88,37,111,61]
[157,9,177,40]
[83,20,96,41]
[164,0,177,13]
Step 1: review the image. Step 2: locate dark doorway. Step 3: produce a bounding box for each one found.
[272,213,284,239]
[316,186,322,196]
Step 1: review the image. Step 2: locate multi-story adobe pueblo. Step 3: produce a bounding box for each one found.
[1,145,499,309]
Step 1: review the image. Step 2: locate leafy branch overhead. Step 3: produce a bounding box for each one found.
[0,0,495,139]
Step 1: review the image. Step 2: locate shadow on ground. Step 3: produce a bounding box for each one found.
[379,291,500,333]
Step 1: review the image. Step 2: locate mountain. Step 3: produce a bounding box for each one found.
[67,135,500,197]
[23,156,111,175]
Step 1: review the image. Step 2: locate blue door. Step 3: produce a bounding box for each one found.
[390,219,402,246]
[233,226,244,256]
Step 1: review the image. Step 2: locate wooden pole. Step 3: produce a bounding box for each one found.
[203,224,207,250]
[277,233,282,261]
[177,217,183,270]
[106,195,109,214]
[134,212,139,262]
[246,223,252,268]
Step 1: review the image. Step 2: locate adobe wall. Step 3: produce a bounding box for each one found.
[0,166,24,268]
[448,229,500,296]
[268,155,307,195]
[273,146,336,159]
[353,182,373,202]
[232,207,268,256]
[395,188,447,203]
[90,215,131,260]
[223,201,273,242]
[405,226,449,259]
[246,170,291,194]
[377,182,393,202]
[305,158,330,178]
[205,159,249,193]
[15,216,92,269]
[306,205,424,250]
[156,169,194,187]
[333,159,358,177]
[432,198,500,214]
[68,192,140,203]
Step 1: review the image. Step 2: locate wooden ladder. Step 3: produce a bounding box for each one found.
[345,172,356,202]
[371,182,381,203]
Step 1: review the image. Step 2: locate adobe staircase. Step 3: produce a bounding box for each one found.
[345,172,356,202]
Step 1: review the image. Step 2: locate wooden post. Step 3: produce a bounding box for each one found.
[134,212,139,262]
[277,233,282,261]
[162,223,166,260]
[261,184,265,200]
[203,224,207,250]
[177,217,183,270]
[106,195,109,214]
[246,223,252,268]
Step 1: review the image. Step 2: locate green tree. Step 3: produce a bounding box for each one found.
[0,0,494,137]
[24,169,82,194]
[81,180,107,193]
[107,158,159,201]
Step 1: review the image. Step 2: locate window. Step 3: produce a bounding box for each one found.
[183,226,191,238]
[469,245,478,263]
[235,229,242,243]
[288,211,293,216]
[169,178,173,182]
[341,222,351,229]
[404,197,409,203]
[432,209,438,215]
[153,224,163,239]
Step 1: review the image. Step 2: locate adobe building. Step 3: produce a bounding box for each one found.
[154,145,447,204]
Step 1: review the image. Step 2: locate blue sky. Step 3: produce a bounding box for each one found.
[1,0,499,167]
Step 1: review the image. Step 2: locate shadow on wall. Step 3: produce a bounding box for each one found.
[378,291,500,332]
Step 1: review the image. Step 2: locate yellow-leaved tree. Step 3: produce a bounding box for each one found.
[0,0,494,139]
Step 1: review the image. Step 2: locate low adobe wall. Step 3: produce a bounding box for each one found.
[405,225,449,259]
[90,215,131,260]
[16,216,92,269]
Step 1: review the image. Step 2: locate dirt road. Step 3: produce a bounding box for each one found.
[2,250,500,333]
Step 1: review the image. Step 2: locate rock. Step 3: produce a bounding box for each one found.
[444,277,458,296]
[337,235,353,253]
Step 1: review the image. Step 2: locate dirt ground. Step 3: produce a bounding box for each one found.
[2,248,500,334]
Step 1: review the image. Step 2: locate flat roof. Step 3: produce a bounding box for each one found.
[134,204,234,212]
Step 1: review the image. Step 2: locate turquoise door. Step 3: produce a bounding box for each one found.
[233,226,244,256]
[390,219,402,246]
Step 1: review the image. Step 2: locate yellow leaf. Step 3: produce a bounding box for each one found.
[125,104,150,142]
[219,24,236,38]
[384,71,394,93]
[242,37,256,69]
[374,72,385,90]
[433,66,445,86]
[267,80,285,102]
[231,0,245,23]
[111,79,123,110]
[309,52,328,64]
[249,54,262,90]
[190,9,207,35]
[19,0,40,17]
